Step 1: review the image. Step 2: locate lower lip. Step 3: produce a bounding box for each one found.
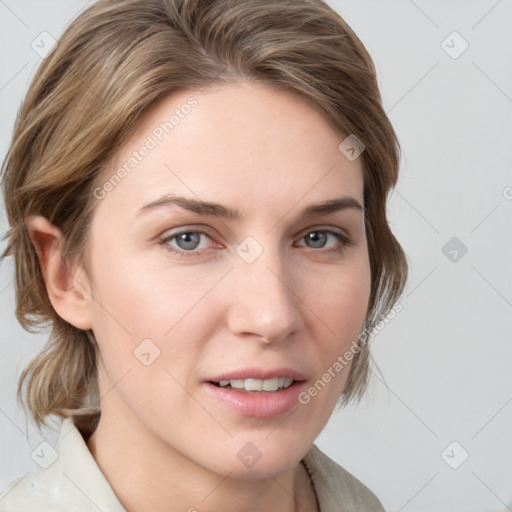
[203,381,306,418]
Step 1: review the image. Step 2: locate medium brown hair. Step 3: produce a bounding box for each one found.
[1,0,407,433]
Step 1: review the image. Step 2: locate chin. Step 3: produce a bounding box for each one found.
[216,456,300,481]
[204,434,309,480]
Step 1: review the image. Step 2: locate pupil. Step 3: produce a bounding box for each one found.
[177,232,200,250]
[307,231,326,248]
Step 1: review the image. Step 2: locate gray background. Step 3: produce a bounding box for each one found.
[1,1,511,510]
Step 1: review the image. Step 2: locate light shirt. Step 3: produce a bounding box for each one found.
[0,418,384,511]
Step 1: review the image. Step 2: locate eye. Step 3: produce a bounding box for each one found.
[296,229,352,252]
[159,227,353,259]
[160,229,215,256]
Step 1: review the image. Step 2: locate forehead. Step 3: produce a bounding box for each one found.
[96,81,364,219]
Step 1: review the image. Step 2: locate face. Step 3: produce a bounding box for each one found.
[82,81,370,478]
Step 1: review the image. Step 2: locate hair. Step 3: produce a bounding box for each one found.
[1,0,407,435]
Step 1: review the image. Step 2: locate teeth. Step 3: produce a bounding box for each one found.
[218,377,294,391]
[262,377,278,391]
[245,379,262,391]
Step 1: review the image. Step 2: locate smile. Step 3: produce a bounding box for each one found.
[215,377,295,392]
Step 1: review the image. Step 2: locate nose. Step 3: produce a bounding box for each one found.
[227,243,304,344]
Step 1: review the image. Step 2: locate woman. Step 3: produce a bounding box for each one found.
[0,0,407,510]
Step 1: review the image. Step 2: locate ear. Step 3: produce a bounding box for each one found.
[26,215,93,330]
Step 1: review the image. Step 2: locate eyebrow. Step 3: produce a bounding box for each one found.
[137,193,364,220]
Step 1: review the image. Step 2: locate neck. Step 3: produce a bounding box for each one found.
[86,407,318,512]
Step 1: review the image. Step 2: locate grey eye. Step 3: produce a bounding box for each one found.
[174,232,202,250]
[304,231,328,248]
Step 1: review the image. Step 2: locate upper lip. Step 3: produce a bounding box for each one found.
[207,367,307,382]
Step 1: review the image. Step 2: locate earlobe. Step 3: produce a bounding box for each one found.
[26,215,93,330]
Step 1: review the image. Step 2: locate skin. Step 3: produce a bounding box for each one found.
[28,81,371,512]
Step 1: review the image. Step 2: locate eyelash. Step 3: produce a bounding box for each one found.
[159,228,353,259]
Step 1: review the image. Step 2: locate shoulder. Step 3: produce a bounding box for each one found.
[0,418,125,512]
[302,444,385,512]
[0,466,69,512]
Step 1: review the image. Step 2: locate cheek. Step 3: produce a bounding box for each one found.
[308,259,371,335]
[295,266,370,440]
[88,256,206,416]
[88,247,178,333]
[88,248,224,369]
[304,256,371,396]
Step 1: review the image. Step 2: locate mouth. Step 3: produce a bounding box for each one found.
[203,370,307,418]
[209,377,296,393]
